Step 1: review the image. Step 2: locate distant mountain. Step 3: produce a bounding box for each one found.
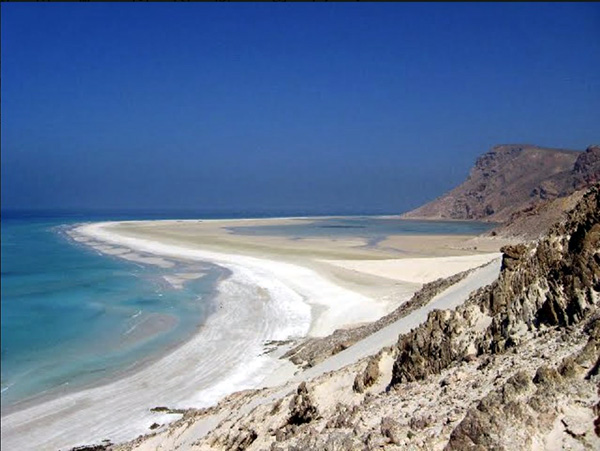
[402,144,600,225]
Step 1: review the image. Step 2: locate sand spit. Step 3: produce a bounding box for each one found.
[1,218,503,450]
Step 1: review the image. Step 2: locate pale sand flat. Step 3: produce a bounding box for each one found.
[319,253,501,284]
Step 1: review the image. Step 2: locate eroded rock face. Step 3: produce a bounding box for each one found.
[353,353,381,393]
[447,318,600,450]
[573,145,600,189]
[392,184,599,387]
[402,144,582,222]
[288,382,319,427]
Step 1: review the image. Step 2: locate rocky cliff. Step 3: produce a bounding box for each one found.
[402,144,599,225]
[393,183,599,385]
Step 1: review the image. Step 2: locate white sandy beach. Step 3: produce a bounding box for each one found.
[1,218,504,450]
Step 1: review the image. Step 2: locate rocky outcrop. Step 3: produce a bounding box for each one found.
[69,441,113,451]
[392,184,599,386]
[283,266,477,369]
[353,352,381,393]
[446,318,600,450]
[402,144,600,228]
[288,382,319,427]
[572,145,600,190]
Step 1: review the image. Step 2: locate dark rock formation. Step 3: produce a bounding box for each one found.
[210,425,258,451]
[324,403,358,429]
[572,145,600,190]
[69,440,113,451]
[288,382,319,426]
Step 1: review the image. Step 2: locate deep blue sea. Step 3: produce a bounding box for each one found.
[0,209,493,411]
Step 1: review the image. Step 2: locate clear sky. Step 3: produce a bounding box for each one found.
[2,3,599,214]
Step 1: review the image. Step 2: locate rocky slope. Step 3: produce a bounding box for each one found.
[488,188,588,240]
[282,267,476,369]
[402,144,599,226]
[106,183,599,451]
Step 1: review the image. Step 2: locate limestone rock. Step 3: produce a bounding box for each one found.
[288,382,319,427]
[353,354,381,393]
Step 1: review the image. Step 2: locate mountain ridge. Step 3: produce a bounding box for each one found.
[401,144,599,227]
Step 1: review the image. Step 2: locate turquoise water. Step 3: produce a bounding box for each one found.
[1,211,493,411]
[1,214,226,409]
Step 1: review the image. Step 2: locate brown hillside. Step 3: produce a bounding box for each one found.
[402,144,584,222]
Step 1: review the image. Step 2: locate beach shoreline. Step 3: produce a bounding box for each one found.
[1,217,505,450]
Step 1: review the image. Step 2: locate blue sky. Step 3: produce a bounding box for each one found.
[2,3,599,213]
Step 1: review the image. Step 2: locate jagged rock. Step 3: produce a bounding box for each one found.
[445,371,534,450]
[558,356,582,378]
[288,382,318,427]
[227,427,258,451]
[532,365,562,387]
[500,244,528,271]
[392,309,464,384]
[409,414,433,430]
[353,354,381,393]
[573,145,600,189]
[579,318,600,378]
[325,404,358,429]
[392,184,599,387]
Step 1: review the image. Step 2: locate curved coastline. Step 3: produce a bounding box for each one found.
[1,218,504,451]
[1,220,390,451]
[76,221,391,337]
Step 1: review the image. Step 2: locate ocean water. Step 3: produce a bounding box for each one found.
[1,212,227,410]
[1,210,494,412]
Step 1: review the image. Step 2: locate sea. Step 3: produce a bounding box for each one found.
[0,209,493,412]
